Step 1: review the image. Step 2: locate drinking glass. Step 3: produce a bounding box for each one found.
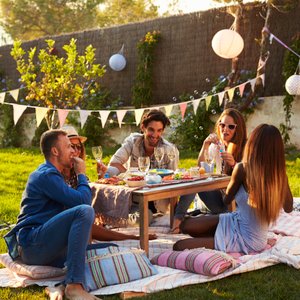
[154,146,165,169]
[92,146,103,176]
[138,156,150,174]
[204,149,214,179]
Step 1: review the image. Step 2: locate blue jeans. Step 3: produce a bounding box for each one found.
[174,190,228,220]
[18,204,94,290]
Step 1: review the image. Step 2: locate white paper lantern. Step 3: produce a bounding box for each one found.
[109,53,126,71]
[285,74,300,95]
[212,29,244,59]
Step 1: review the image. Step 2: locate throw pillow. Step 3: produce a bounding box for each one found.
[150,248,235,276]
[0,253,66,279]
[85,246,158,291]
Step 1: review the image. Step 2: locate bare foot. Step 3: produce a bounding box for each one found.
[45,285,65,300]
[65,283,100,300]
[169,218,182,234]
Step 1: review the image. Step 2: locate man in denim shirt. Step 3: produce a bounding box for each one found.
[4,129,98,300]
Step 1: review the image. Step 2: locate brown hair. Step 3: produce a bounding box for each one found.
[40,129,67,159]
[140,109,170,130]
[215,108,247,174]
[243,124,287,225]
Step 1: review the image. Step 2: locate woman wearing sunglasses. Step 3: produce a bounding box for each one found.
[173,124,293,252]
[62,126,156,242]
[171,108,247,233]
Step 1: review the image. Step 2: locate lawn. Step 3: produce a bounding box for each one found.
[0,147,300,299]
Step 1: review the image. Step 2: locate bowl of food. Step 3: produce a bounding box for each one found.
[124,176,146,187]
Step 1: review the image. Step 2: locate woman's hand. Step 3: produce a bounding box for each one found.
[220,151,236,167]
[204,133,219,146]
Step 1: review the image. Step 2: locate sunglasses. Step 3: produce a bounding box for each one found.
[218,123,237,130]
[71,144,82,151]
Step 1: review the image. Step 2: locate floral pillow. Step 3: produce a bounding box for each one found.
[151,248,236,276]
[0,253,66,279]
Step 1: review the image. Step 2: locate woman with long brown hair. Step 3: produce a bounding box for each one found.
[171,108,247,233]
[173,124,293,253]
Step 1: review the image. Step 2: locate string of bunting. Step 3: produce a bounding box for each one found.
[0,74,264,129]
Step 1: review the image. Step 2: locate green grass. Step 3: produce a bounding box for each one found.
[0,147,300,299]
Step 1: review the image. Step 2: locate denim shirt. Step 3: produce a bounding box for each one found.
[4,161,92,259]
[109,133,179,171]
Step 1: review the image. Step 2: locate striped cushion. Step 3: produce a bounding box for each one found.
[151,248,234,276]
[85,246,157,291]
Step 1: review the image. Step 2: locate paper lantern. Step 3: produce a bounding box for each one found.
[285,74,300,95]
[212,29,244,59]
[109,53,126,71]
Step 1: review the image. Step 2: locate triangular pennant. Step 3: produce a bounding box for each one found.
[99,110,111,128]
[0,92,6,104]
[205,96,212,111]
[192,99,200,114]
[116,110,127,128]
[227,88,235,102]
[218,91,225,106]
[57,109,69,127]
[239,84,246,97]
[179,102,187,120]
[260,74,265,86]
[79,110,91,129]
[164,105,173,117]
[250,79,256,92]
[135,108,145,126]
[35,107,48,127]
[10,89,19,102]
[13,104,27,125]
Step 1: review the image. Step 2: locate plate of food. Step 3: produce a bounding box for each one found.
[124,175,147,187]
[149,169,174,177]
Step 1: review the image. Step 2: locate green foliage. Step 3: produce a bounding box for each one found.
[132,30,161,108]
[11,38,106,128]
[0,0,103,41]
[97,0,158,27]
[281,36,300,145]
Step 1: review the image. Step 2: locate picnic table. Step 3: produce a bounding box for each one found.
[90,175,231,256]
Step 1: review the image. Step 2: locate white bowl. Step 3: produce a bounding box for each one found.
[124,179,147,188]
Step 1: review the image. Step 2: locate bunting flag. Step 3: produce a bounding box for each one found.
[164,105,173,117]
[227,88,235,102]
[116,110,127,128]
[239,83,245,97]
[135,108,145,126]
[35,107,49,127]
[99,110,110,128]
[218,91,225,106]
[192,98,201,114]
[10,89,19,102]
[57,109,69,127]
[13,103,27,125]
[0,92,5,104]
[205,95,212,111]
[250,78,256,92]
[79,110,91,129]
[179,102,187,120]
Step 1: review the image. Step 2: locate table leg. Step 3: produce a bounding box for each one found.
[169,197,177,228]
[138,195,149,256]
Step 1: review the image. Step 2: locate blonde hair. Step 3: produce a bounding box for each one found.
[215,108,247,174]
[243,124,287,225]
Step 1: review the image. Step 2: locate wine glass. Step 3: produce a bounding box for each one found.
[92,146,103,176]
[138,156,150,174]
[204,149,214,179]
[154,146,165,169]
[167,145,176,162]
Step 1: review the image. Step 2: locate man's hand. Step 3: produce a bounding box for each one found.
[72,157,86,175]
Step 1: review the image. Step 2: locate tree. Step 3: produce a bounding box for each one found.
[0,0,103,41]
[11,38,106,128]
[0,0,159,41]
[97,0,158,27]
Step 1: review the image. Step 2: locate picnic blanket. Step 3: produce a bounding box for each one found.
[1,210,300,295]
